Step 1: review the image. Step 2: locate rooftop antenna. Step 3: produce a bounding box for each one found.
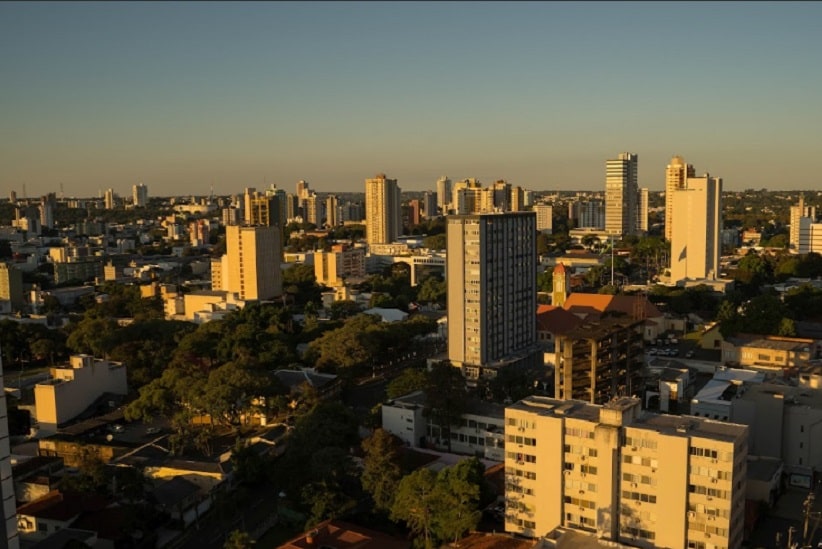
[22,182,27,200]
[59,182,64,200]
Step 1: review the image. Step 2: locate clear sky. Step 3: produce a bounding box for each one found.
[2,1,821,197]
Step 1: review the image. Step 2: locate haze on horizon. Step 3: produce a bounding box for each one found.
[2,1,821,198]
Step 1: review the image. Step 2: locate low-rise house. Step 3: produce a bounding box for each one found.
[722,334,817,372]
[16,490,109,544]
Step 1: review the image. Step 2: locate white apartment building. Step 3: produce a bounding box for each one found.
[34,355,128,433]
[505,396,748,549]
[534,204,553,234]
[670,174,722,283]
[381,390,506,462]
[447,212,538,379]
[790,194,817,251]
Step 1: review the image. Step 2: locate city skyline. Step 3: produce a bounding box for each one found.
[3,2,822,196]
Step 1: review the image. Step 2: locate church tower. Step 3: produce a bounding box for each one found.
[552,263,570,307]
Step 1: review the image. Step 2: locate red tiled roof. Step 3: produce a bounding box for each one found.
[278,519,410,549]
[537,306,583,334]
[17,490,109,522]
[562,293,661,320]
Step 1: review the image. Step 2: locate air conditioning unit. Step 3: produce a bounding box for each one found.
[632,483,637,488]
[688,511,696,519]
[581,455,586,461]
[711,478,717,484]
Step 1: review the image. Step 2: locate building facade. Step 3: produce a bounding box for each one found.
[0,347,20,548]
[0,262,24,311]
[554,316,644,405]
[223,224,282,301]
[670,174,722,282]
[365,174,402,246]
[505,396,747,549]
[605,153,639,237]
[132,183,148,207]
[665,156,695,242]
[447,212,538,379]
[534,204,553,234]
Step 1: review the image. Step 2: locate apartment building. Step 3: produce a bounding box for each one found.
[314,244,366,287]
[505,396,748,548]
[447,212,538,379]
[554,316,645,405]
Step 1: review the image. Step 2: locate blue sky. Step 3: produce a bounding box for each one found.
[2,1,821,197]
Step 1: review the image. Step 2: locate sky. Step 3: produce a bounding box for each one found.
[2,1,821,197]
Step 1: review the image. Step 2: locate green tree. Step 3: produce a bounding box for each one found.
[434,459,483,544]
[391,468,439,549]
[416,276,446,305]
[387,367,428,399]
[424,362,467,453]
[422,234,446,250]
[360,429,403,513]
[224,530,254,549]
[328,300,362,320]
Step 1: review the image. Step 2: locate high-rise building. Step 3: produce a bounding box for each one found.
[452,178,483,215]
[296,180,310,208]
[670,174,722,282]
[0,262,24,311]
[605,152,639,237]
[314,244,366,287]
[304,192,323,226]
[365,173,401,246]
[505,396,747,548]
[326,195,339,227]
[422,191,438,219]
[554,315,644,404]
[533,204,553,234]
[511,186,525,212]
[447,212,537,379]
[491,180,511,211]
[664,156,695,242]
[436,176,451,215]
[245,188,284,228]
[223,225,282,301]
[0,347,20,549]
[104,188,117,210]
[39,193,56,230]
[404,200,421,230]
[638,187,649,233]
[133,183,149,207]
[790,194,817,251]
[570,199,605,229]
[265,184,289,228]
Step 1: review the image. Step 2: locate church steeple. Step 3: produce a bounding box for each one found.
[552,263,569,307]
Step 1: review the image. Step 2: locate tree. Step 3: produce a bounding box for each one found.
[224,530,254,549]
[391,468,439,548]
[361,429,403,513]
[387,367,428,399]
[424,362,467,453]
[416,276,446,306]
[422,234,446,251]
[328,300,362,320]
[434,459,483,544]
